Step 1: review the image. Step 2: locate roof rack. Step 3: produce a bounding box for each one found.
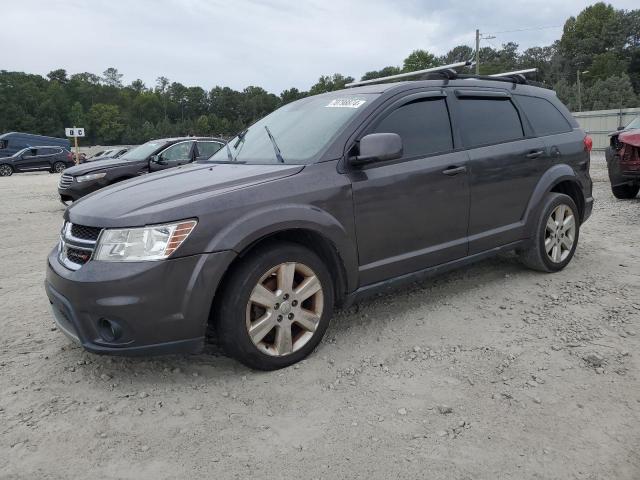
[345,61,474,88]
[346,64,539,88]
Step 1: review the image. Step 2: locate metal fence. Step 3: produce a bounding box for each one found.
[572,107,640,151]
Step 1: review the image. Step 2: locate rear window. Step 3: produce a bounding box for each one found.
[517,95,572,136]
[457,98,524,147]
[372,98,453,157]
[197,141,223,158]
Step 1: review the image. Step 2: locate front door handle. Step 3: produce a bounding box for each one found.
[526,150,544,159]
[442,165,467,176]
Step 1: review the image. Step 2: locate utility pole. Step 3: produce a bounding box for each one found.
[475,29,480,75]
[475,30,495,75]
[577,70,588,112]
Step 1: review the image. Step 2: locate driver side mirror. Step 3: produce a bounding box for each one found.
[617,126,625,131]
[349,133,403,166]
[150,154,167,165]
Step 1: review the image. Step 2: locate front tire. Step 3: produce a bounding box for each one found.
[0,164,13,177]
[611,183,639,199]
[520,193,580,272]
[215,242,334,370]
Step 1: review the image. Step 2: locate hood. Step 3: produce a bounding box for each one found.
[64,158,133,175]
[66,162,304,228]
[619,129,640,148]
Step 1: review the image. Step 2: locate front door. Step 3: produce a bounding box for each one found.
[348,93,470,286]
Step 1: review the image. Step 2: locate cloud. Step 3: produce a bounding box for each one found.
[1,0,637,93]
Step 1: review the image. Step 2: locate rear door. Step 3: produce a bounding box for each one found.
[348,91,470,285]
[450,90,547,254]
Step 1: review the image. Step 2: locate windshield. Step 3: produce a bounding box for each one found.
[208,93,378,164]
[11,147,32,157]
[625,116,640,130]
[119,140,169,161]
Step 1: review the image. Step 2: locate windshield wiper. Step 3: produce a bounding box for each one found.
[233,128,248,149]
[225,142,234,162]
[264,125,285,163]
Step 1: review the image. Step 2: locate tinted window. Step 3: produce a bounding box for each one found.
[457,99,524,147]
[197,141,223,158]
[372,98,453,157]
[517,95,572,136]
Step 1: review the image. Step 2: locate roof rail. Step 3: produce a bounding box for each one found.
[345,61,474,88]
[488,68,538,78]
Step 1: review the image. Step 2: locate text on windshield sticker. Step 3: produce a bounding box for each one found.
[325,98,367,108]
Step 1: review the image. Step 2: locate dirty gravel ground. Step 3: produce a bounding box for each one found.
[1,155,638,479]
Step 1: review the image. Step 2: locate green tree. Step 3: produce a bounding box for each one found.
[88,103,124,144]
[309,74,354,95]
[102,67,123,88]
[402,50,439,72]
[69,101,85,126]
[360,66,401,81]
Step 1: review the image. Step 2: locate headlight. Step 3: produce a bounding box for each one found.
[76,172,106,183]
[94,220,197,262]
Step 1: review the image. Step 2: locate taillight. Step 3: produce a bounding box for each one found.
[67,152,73,160]
[584,135,593,152]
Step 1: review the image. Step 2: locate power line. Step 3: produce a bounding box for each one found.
[484,25,563,36]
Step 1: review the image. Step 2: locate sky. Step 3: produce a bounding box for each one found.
[2,0,638,94]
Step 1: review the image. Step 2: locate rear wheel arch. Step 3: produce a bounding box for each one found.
[550,179,585,222]
[524,166,585,236]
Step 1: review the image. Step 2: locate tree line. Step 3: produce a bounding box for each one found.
[0,2,638,146]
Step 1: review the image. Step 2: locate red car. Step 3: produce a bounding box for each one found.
[606,116,640,199]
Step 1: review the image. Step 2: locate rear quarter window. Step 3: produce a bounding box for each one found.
[456,98,524,148]
[516,95,572,136]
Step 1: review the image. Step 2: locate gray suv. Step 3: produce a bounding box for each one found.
[45,76,593,370]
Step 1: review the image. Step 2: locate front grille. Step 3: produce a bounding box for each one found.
[59,222,102,270]
[59,174,73,189]
[66,247,92,265]
[71,224,101,241]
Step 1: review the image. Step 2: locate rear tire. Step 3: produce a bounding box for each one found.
[53,162,66,174]
[215,242,334,370]
[611,183,639,199]
[0,164,13,177]
[520,193,580,273]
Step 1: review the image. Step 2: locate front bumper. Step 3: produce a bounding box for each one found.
[45,247,236,356]
[606,147,640,187]
[58,179,107,202]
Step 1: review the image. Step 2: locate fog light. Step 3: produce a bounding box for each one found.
[97,318,123,342]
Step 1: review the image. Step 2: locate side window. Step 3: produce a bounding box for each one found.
[457,98,524,147]
[372,98,453,157]
[0,140,7,149]
[161,141,194,162]
[24,148,38,157]
[517,95,572,136]
[197,141,223,158]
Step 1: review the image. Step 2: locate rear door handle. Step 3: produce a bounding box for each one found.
[442,165,467,176]
[526,150,544,159]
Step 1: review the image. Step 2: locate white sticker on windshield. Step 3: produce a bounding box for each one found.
[325,98,367,108]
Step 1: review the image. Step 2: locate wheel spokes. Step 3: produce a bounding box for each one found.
[250,283,278,308]
[277,262,296,292]
[295,275,321,301]
[294,309,320,332]
[249,313,276,344]
[274,324,293,355]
